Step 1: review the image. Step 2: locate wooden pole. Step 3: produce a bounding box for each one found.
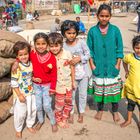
[31,0,35,12]
[87,4,90,31]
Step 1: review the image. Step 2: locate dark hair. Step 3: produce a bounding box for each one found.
[76,17,80,20]
[55,18,60,24]
[33,32,49,44]
[61,20,79,37]
[132,35,140,48]
[97,4,112,16]
[13,41,31,56]
[48,32,63,46]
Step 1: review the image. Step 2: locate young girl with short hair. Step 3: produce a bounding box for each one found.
[61,20,90,123]
[11,41,36,138]
[48,32,75,128]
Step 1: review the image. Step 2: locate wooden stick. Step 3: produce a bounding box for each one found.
[87,5,90,31]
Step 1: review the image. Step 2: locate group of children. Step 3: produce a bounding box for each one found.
[11,4,140,138]
[11,18,90,138]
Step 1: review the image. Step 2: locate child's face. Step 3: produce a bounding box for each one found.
[35,38,48,54]
[97,10,111,26]
[65,28,77,42]
[134,44,140,57]
[49,44,62,55]
[76,18,80,22]
[17,48,29,64]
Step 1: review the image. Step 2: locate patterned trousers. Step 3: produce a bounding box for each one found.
[55,90,72,123]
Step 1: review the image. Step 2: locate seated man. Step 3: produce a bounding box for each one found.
[26,11,34,21]
[76,16,86,34]
[33,10,39,21]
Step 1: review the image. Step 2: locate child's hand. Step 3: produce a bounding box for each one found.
[115,64,120,70]
[49,89,56,96]
[63,60,70,66]
[125,72,129,79]
[11,61,20,74]
[31,47,36,53]
[91,65,96,70]
[49,92,55,96]
[32,77,42,83]
[65,98,72,104]
[19,94,26,103]
[70,56,81,65]
[72,82,76,90]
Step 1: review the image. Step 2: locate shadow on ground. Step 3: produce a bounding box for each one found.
[87,95,140,132]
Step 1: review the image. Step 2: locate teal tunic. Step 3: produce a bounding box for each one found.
[87,22,124,78]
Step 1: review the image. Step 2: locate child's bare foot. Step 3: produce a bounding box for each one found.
[94,111,103,120]
[27,127,36,133]
[16,132,22,139]
[52,124,58,132]
[120,120,131,127]
[77,114,83,123]
[62,120,69,128]
[113,112,120,122]
[35,122,43,131]
[68,114,74,124]
[57,121,65,128]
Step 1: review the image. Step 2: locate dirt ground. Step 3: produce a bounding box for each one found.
[0,12,140,140]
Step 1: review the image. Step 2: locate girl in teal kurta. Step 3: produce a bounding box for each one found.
[87,4,123,122]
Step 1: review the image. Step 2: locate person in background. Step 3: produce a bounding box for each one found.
[76,17,86,34]
[26,11,34,21]
[33,10,39,21]
[136,3,140,33]
[5,2,16,26]
[13,11,18,25]
[50,18,61,33]
[0,17,4,30]
[15,0,21,9]
[5,2,15,15]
